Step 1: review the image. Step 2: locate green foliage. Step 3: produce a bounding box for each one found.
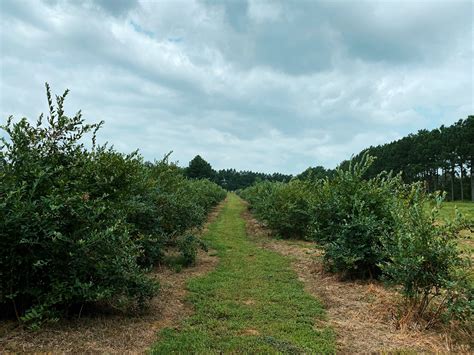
[177,234,208,266]
[240,180,281,222]
[241,153,472,326]
[190,178,228,214]
[297,165,334,181]
[0,86,157,326]
[186,155,216,181]
[311,154,403,278]
[381,187,473,324]
[0,84,226,327]
[346,115,474,201]
[241,180,313,239]
[216,169,292,191]
[266,180,313,239]
[241,154,403,276]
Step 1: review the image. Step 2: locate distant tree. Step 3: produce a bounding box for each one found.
[213,168,292,191]
[462,116,474,201]
[297,166,334,180]
[186,155,216,180]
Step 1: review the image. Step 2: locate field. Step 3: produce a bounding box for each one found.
[438,202,473,257]
[1,94,472,352]
[1,1,473,350]
[2,194,472,352]
[438,201,474,222]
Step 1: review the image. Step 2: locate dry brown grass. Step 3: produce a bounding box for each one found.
[242,206,472,354]
[0,201,226,353]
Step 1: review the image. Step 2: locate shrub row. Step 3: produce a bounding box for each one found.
[0,85,226,328]
[240,154,472,324]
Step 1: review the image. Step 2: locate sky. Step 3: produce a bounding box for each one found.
[0,0,472,174]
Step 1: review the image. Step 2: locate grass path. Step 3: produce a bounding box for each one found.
[151,194,334,353]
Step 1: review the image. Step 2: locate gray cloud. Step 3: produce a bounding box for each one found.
[0,0,472,174]
[93,0,138,17]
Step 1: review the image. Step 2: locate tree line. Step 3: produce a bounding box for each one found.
[184,116,473,201]
[184,155,292,190]
[339,116,473,201]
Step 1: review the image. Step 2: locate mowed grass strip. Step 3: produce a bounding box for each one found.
[151,194,334,353]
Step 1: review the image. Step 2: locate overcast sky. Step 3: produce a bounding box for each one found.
[1,0,472,174]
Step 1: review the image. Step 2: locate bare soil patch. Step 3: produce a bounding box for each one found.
[242,207,471,353]
[0,202,225,353]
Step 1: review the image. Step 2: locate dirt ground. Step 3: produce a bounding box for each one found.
[0,203,224,353]
[242,208,472,354]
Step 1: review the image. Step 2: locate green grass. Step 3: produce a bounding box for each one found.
[437,201,474,222]
[428,201,473,257]
[150,193,334,353]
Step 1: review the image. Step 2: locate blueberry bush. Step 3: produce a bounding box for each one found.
[0,85,226,328]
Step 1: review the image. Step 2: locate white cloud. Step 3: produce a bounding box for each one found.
[0,0,471,174]
[247,0,282,23]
